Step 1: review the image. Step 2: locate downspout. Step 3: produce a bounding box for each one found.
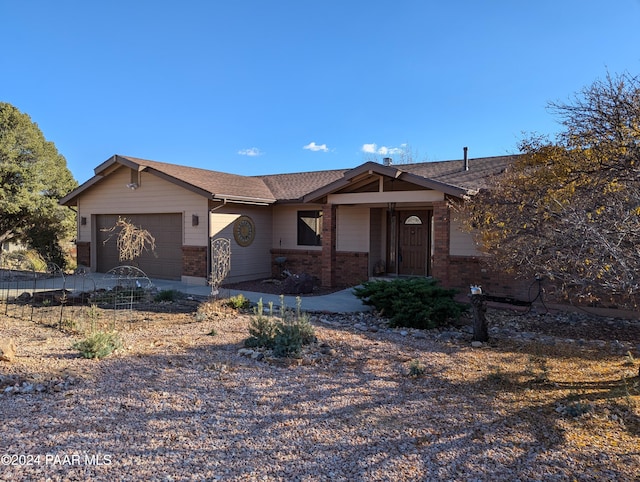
[210,198,228,212]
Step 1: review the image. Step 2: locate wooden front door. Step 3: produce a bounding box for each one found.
[398,210,430,276]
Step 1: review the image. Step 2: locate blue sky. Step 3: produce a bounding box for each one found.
[2,1,640,183]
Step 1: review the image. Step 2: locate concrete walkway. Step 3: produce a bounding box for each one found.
[151,279,370,313]
[1,271,370,314]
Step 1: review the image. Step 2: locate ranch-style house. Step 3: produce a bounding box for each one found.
[60,152,527,299]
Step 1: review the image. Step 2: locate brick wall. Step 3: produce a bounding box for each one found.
[434,253,534,302]
[431,201,451,285]
[321,204,337,287]
[335,251,369,287]
[76,241,90,268]
[430,200,533,302]
[270,249,368,288]
[182,246,207,277]
[270,249,323,279]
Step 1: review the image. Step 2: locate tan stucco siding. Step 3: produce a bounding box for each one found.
[76,167,209,247]
[271,204,324,251]
[336,206,369,252]
[450,218,482,256]
[210,205,272,283]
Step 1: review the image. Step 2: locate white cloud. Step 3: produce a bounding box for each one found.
[238,147,262,157]
[303,142,329,152]
[361,143,405,156]
[361,143,378,154]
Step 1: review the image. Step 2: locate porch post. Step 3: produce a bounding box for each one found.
[431,201,451,286]
[321,203,337,288]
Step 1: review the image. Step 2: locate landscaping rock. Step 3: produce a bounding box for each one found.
[16,292,31,302]
[0,339,16,363]
[282,273,315,295]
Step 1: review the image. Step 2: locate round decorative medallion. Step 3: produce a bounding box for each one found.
[233,215,256,247]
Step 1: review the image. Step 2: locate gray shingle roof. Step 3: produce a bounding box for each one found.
[398,155,516,191]
[60,154,516,206]
[258,169,348,202]
[120,156,277,202]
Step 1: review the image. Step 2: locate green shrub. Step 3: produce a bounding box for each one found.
[273,313,316,358]
[244,297,316,357]
[291,312,316,345]
[92,287,147,305]
[194,311,208,322]
[245,299,277,348]
[226,293,250,310]
[73,331,122,359]
[154,289,183,302]
[3,249,48,272]
[246,315,277,348]
[353,278,466,329]
[408,359,426,378]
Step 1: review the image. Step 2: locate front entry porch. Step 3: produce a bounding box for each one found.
[369,206,433,279]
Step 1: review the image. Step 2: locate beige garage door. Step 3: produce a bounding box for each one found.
[96,214,183,280]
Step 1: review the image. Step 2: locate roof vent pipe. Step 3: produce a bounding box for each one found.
[383,157,392,166]
[463,147,469,171]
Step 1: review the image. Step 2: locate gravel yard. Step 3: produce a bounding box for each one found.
[1,299,639,481]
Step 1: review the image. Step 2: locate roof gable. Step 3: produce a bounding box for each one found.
[300,157,515,203]
[61,155,277,206]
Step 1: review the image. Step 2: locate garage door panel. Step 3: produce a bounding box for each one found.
[96,214,183,280]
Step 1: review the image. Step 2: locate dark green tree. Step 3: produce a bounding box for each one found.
[0,102,77,267]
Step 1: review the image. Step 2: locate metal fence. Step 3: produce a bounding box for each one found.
[0,254,155,331]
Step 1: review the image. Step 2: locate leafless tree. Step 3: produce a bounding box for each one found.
[102,217,156,263]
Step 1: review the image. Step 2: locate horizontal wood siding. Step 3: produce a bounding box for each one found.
[210,205,272,283]
[450,218,482,256]
[336,206,369,252]
[77,166,209,247]
[271,204,323,251]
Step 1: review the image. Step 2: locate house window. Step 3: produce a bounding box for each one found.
[404,215,423,225]
[297,210,323,246]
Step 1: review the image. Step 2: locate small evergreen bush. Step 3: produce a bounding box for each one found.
[154,289,183,302]
[73,331,122,359]
[353,278,466,329]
